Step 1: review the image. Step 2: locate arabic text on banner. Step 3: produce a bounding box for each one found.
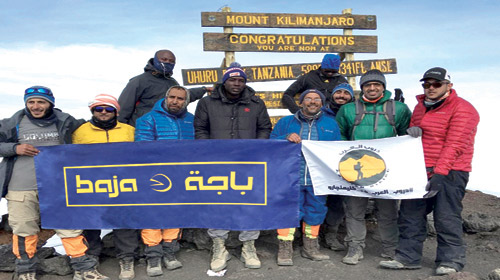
[35,139,301,230]
[301,136,428,199]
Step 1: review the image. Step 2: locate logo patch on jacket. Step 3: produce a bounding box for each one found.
[244,108,250,112]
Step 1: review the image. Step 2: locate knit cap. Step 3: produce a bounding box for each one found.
[332,83,354,98]
[299,89,326,105]
[24,86,55,105]
[88,94,121,112]
[222,62,247,83]
[360,69,386,88]
[321,54,341,70]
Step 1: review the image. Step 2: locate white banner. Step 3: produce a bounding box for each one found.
[302,136,428,199]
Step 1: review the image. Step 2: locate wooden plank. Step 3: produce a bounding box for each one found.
[203,33,377,53]
[270,116,287,128]
[182,59,397,85]
[254,91,294,109]
[201,12,377,29]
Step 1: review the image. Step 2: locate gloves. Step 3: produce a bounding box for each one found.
[423,174,446,198]
[406,126,422,138]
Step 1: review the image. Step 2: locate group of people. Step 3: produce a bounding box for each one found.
[0,50,479,280]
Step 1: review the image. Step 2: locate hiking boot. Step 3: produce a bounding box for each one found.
[210,238,231,272]
[380,252,395,259]
[301,236,330,261]
[435,266,457,275]
[277,240,293,266]
[240,240,261,269]
[163,241,182,270]
[324,232,346,251]
[379,259,421,270]
[18,272,36,280]
[81,268,109,280]
[342,246,364,265]
[146,258,163,277]
[118,258,135,280]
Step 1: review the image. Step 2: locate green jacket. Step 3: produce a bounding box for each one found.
[335,90,412,140]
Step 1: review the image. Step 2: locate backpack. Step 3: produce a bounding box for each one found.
[351,99,396,139]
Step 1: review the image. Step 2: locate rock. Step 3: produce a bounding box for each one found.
[447,271,480,280]
[39,255,72,276]
[0,214,10,232]
[427,213,436,236]
[488,268,500,280]
[0,244,16,272]
[463,213,500,233]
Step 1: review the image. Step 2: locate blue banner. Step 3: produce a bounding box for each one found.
[35,140,301,230]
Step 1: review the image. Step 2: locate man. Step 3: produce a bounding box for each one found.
[0,86,107,280]
[134,85,193,277]
[379,67,479,275]
[271,89,341,266]
[72,94,136,280]
[194,63,272,271]
[282,54,348,114]
[335,70,412,265]
[118,49,209,126]
[321,83,354,251]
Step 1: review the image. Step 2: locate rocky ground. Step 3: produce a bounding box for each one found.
[0,190,499,280]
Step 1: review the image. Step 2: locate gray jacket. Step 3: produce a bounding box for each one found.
[0,109,83,197]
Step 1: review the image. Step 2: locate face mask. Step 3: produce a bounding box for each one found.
[153,56,175,74]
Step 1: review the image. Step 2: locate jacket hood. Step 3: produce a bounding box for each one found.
[144,58,172,78]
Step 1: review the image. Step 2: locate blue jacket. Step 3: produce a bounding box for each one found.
[271,111,341,185]
[134,99,194,141]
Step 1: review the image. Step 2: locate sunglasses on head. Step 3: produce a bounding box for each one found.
[93,106,116,113]
[25,88,50,94]
[422,81,448,89]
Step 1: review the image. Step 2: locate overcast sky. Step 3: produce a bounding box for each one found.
[0,0,498,196]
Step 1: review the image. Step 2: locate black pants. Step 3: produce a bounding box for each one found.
[395,170,468,271]
[84,229,139,260]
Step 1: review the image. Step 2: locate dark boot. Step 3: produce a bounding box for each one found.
[301,236,330,261]
[277,240,293,266]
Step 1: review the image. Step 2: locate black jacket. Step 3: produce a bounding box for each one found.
[118,58,206,126]
[282,68,348,114]
[194,84,271,140]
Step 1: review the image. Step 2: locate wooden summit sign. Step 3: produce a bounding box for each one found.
[201,12,377,29]
[203,33,377,53]
[182,59,396,85]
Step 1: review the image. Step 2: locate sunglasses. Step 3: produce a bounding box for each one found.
[422,81,448,89]
[94,106,116,113]
[323,70,338,74]
[25,88,50,94]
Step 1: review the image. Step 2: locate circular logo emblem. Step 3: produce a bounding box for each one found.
[338,150,386,186]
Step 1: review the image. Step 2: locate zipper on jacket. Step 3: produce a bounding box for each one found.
[304,119,315,184]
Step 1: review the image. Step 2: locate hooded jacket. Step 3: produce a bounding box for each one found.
[335,90,412,140]
[410,89,479,175]
[194,83,272,140]
[0,109,82,197]
[135,98,194,141]
[117,58,206,126]
[282,68,348,114]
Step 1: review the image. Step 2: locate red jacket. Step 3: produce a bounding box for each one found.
[410,89,479,175]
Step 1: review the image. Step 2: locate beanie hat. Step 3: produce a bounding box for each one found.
[88,94,121,112]
[332,83,354,98]
[321,54,341,70]
[360,69,386,88]
[24,86,55,105]
[222,62,247,84]
[299,89,326,105]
